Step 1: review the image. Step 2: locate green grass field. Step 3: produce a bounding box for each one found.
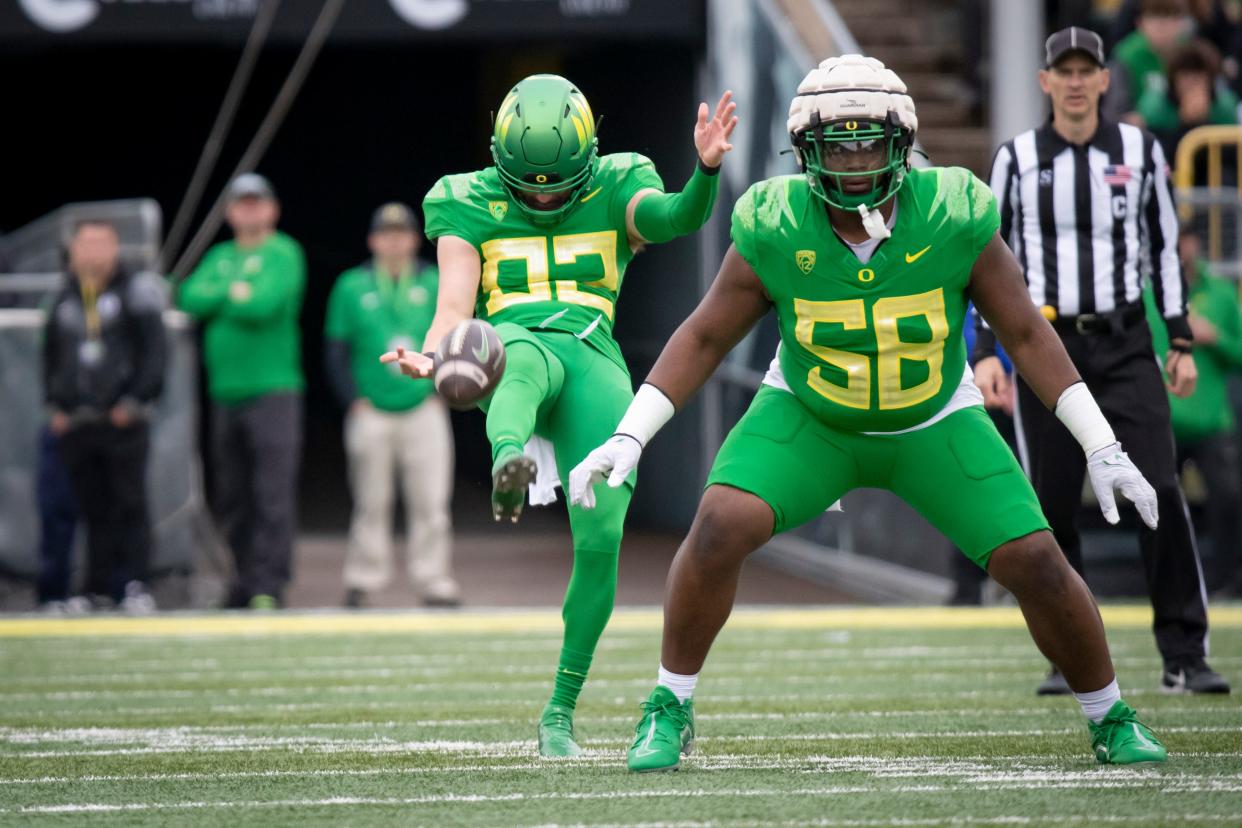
[0,606,1239,827]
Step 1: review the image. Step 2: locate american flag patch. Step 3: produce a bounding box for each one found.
[1102,165,1132,187]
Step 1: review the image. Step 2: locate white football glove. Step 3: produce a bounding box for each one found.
[1086,442,1158,529]
[568,434,643,510]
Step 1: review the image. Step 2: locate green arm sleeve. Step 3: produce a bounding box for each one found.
[221,247,306,323]
[631,162,720,244]
[177,255,227,318]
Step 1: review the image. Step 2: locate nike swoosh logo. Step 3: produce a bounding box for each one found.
[471,336,489,363]
[579,187,603,203]
[632,714,659,757]
[1131,723,1160,751]
[905,245,931,263]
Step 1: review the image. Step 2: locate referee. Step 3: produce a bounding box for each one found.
[973,27,1229,695]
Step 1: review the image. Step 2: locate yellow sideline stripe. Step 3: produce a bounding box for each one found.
[0,605,1240,639]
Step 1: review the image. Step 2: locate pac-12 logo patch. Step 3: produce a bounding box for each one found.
[489,201,509,222]
[795,249,816,274]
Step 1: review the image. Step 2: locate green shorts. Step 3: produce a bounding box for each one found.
[706,386,1049,567]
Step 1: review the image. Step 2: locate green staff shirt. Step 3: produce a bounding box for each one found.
[1146,263,1242,442]
[324,262,438,411]
[178,231,306,402]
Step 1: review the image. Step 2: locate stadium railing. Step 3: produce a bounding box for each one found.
[1174,125,1242,282]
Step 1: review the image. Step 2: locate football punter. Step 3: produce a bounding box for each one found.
[570,55,1169,771]
[383,75,737,757]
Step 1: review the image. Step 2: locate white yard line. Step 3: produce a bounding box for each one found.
[0,689,1035,717]
[11,787,1242,816]
[1,705,1236,742]
[2,644,1100,679]
[3,725,1238,759]
[5,758,1242,787]
[0,669,1170,702]
[9,652,1213,689]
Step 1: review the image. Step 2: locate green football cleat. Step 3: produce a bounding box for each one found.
[1088,700,1168,765]
[627,685,695,773]
[538,703,583,758]
[491,450,537,523]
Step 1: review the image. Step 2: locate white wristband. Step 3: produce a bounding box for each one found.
[614,383,676,447]
[1054,382,1117,456]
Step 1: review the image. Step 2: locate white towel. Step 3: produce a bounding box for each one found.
[524,435,561,506]
[519,434,841,513]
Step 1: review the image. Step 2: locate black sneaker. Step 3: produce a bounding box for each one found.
[1161,658,1231,694]
[344,588,366,609]
[1036,665,1072,696]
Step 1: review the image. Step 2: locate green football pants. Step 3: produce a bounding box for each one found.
[482,323,636,708]
[708,386,1049,568]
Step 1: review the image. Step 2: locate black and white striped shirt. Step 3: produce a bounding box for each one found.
[975,118,1191,354]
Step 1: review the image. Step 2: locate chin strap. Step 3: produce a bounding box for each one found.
[858,203,892,240]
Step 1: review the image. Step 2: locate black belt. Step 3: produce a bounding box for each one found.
[1048,304,1145,337]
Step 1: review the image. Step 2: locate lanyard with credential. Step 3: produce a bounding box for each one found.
[78,280,101,340]
[76,279,108,368]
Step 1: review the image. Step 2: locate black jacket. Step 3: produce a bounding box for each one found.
[43,269,167,416]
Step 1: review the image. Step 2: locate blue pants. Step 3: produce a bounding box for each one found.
[36,427,78,603]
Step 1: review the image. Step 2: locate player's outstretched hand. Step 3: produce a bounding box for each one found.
[1086,442,1158,529]
[379,347,433,380]
[568,434,643,510]
[695,90,738,168]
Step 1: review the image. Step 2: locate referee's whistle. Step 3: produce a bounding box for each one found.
[1040,305,1058,322]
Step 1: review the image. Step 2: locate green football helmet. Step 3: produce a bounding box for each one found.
[491,74,599,225]
[792,114,914,211]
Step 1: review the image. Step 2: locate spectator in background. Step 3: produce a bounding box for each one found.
[178,174,306,610]
[324,203,457,609]
[1146,226,1242,596]
[43,220,166,613]
[1104,0,1192,122]
[1138,39,1240,156]
[1111,0,1242,92]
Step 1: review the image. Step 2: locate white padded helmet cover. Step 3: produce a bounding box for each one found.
[787,54,918,135]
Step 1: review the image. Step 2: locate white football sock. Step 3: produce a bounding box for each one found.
[1074,677,1121,723]
[657,664,698,703]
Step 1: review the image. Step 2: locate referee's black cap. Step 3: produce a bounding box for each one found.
[1044,27,1106,68]
[370,201,418,233]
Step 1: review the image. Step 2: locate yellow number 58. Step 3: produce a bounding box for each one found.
[794,288,950,411]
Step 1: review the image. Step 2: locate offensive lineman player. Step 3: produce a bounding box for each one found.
[382,75,737,757]
[570,56,1169,771]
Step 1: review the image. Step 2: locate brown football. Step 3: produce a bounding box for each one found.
[433,319,507,410]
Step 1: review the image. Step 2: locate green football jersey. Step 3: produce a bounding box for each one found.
[731,166,999,432]
[423,152,664,370]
